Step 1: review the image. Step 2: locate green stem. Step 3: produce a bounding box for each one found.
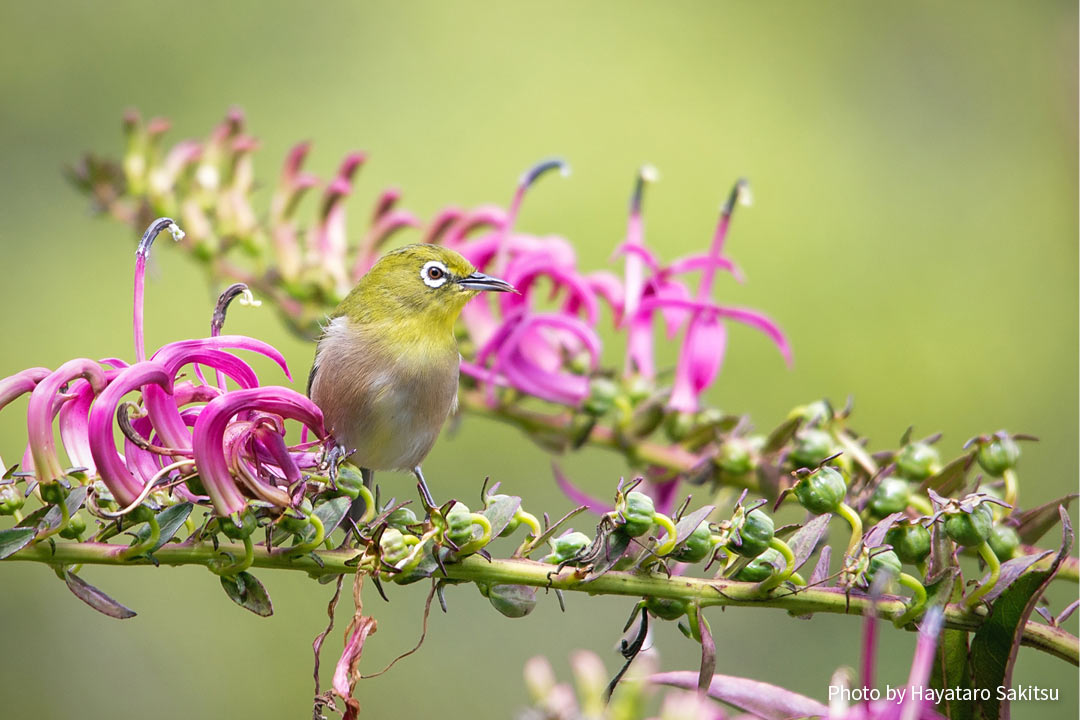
[289,512,325,556]
[965,541,1002,610]
[5,540,1075,665]
[893,572,928,627]
[1002,469,1018,515]
[652,512,678,556]
[119,514,159,560]
[760,537,796,591]
[455,513,493,556]
[835,503,863,557]
[212,534,255,576]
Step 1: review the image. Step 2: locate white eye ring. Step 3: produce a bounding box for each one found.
[420,260,449,288]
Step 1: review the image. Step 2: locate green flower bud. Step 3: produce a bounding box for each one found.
[896,442,941,481]
[735,547,782,582]
[717,439,756,476]
[944,503,993,546]
[790,429,836,469]
[39,482,67,506]
[625,376,651,403]
[583,377,619,416]
[645,596,689,621]
[0,484,25,516]
[219,510,257,540]
[868,477,911,517]
[627,404,664,439]
[867,549,903,583]
[793,466,848,515]
[664,411,696,443]
[379,528,412,566]
[58,511,86,539]
[976,436,1020,477]
[671,522,713,564]
[485,584,537,618]
[446,503,477,547]
[619,491,656,538]
[544,531,591,564]
[885,523,932,564]
[729,510,774,559]
[987,524,1020,561]
[386,507,419,533]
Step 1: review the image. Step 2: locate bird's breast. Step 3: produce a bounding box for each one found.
[309,317,460,471]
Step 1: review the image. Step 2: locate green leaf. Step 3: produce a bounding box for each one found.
[16,486,88,533]
[62,570,137,619]
[971,507,1073,720]
[479,493,522,538]
[672,505,714,546]
[306,496,352,541]
[130,502,193,552]
[1013,493,1077,545]
[927,569,974,720]
[762,416,800,455]
[918,453,973,495]
[0,527,35,559]
[220,571,274,617]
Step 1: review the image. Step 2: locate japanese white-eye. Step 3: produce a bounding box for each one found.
[307,244,514,509]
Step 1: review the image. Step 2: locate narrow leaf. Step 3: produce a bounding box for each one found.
[62,570,137,619]
[808,545,832,587]
[762,417,800,455]
[863,512,904,549]
[1013,493,1078,545]
[673,505,714,546]
[696,612,715,693]
[130,502,193,552]
[928,569,973,720]
[17,486,88,534]
[786,513,831,572]
[918,453,973,495]
[983,551,1052,603]
[970,508,1073,720]
[221,571,274,616]
[0,527,35,559]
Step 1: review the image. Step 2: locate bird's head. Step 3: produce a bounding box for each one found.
[336,244,515,329]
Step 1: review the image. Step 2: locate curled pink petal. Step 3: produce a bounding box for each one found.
[193,387,325,515]
[667,252,745,284]
[27,360,107,483]
[151,335,291,380]
[371,188,402,223]
[424,207,465,244]
[88,361,173,506]
[638,297,791,367]
[58,370,121,473]
[0,367,51,411]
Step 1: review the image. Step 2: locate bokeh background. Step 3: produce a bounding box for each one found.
[1,1,1076,718]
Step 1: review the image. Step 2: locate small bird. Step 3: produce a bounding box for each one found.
[307,244,514,512]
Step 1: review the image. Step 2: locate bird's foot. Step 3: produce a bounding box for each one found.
[323,443,349,487]
[413,466,438,514]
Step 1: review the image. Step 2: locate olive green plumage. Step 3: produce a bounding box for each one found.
[307,244,512,499]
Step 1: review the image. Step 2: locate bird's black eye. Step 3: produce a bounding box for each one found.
[427,266,444,280]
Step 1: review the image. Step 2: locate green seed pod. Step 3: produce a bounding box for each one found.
[583,377,619,416]
[729,510,775,559]
[334,465,367,496]
[868,477,911,517]
[625,375,651,403]
[485,584,538,618]
[619,491,656,538]
[885,523,932,564]
[0,484,25,516]
[379,528,413,566]
[944,503,994,546]
[735,547,782,582]
[671,522,713,563]
[793,466,848,515]
[58,511,86,539]
[790,429,836,469]
[717,439,756,476]
[987,524,1020,561]
[627,404,664,439]
[446,503,477,547]
[976,436,1020,477]
[645,596,689,621]
[664,411,697,443]
[219,510,257,540]
[544,531,591,564]
[386,507,419,533]
[867,549,903,583]
[895,442,941,481]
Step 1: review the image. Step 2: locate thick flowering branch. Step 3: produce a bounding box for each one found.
[4,542,1075,665]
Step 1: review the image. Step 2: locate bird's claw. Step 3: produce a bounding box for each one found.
[324,443,348,487]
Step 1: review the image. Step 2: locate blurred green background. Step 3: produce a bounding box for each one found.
[1,1,1076,718]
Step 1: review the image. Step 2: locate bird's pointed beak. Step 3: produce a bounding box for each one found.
[458,272,519,294]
